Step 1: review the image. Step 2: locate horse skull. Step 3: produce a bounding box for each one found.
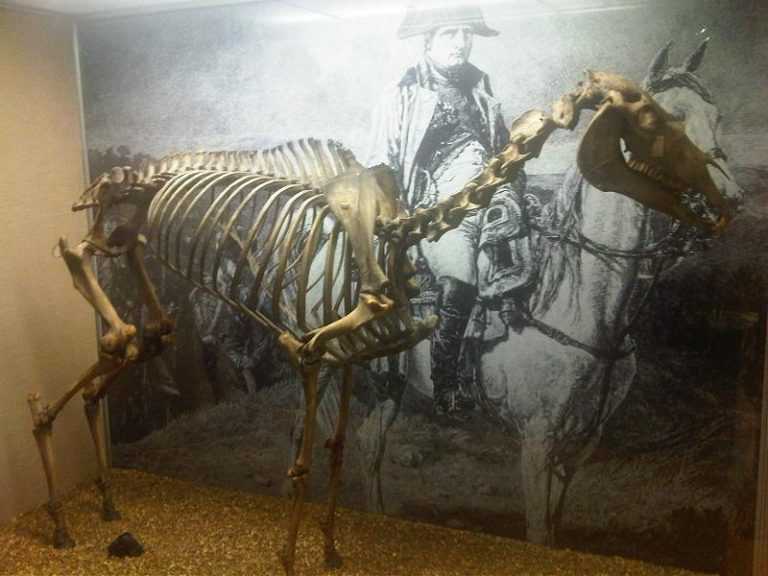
[577,71,731,233]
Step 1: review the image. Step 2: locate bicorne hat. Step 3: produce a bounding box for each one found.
[397,3,500,39]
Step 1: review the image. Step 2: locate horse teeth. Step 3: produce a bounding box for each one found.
[628,158,680,189]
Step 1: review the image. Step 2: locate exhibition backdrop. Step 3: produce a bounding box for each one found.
[76,0,768,570]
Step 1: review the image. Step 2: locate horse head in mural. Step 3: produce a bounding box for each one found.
[30,57,735,574]
[644,39,742,214]
[465,39,743,546]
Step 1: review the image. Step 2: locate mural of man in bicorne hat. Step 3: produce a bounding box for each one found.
[367,3,523,417]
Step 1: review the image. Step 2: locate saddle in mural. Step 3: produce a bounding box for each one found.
[28,70,732,575]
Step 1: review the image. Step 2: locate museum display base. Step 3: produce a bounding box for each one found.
[0,469,708,576]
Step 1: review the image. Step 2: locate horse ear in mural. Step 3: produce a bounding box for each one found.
[27,68,734,574]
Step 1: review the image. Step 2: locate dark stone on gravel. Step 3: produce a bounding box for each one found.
[107,532,145,558]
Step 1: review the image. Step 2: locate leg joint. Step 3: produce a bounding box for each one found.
[287,465,309,480]
[30,406,53,433]
[83,398,99,417]
[325,437,345,466]
[46,500,64,519]
[95,477,110,493]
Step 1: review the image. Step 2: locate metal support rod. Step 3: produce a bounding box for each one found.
[754,313,768,576]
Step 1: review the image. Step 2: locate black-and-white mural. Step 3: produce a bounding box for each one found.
[78,0,767,571]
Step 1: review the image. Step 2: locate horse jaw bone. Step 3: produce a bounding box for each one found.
[576,70,731,233]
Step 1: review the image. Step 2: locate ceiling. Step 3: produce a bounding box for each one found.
[1,0,652,18]
[1,0,256,15]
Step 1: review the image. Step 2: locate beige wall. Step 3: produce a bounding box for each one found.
[0,7,98,524]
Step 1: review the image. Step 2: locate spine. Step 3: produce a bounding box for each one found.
[136,139,358,186]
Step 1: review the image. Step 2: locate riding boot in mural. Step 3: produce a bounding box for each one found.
[432,277,476,417]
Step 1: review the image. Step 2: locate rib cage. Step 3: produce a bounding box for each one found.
[144,139,387,363]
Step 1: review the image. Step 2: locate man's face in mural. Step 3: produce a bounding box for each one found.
[426,26,473,70]
[476,189,537,302]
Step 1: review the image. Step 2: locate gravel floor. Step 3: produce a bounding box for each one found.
[0,469,709,576]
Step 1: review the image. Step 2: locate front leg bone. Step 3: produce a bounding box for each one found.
[278,358,321,576]
[320,365,354,569]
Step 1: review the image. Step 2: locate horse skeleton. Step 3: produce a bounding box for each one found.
[28,71,731,575]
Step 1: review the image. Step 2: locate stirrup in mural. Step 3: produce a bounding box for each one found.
[435,388,475,420]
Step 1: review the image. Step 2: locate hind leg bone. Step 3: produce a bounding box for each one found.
[29,234,146,546]
[59,238,138,360]
[28,358,124,547]
[79,236,175,522]
[82,371,127,522]
[127,235,174,346]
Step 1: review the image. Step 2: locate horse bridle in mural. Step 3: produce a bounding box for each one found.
[27,70,732,575]
[538,46,737,360]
